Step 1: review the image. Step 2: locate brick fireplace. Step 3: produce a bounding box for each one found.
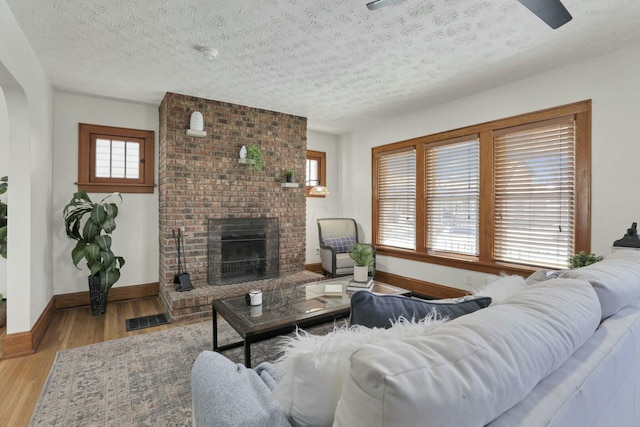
[158,92,315,321]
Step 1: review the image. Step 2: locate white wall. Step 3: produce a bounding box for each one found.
[0,0,55,333]
[53,93,159,294]
[305,130,343,264]
[342,42,640,292]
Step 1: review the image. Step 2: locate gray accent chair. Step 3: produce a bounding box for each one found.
[317,218,375,277]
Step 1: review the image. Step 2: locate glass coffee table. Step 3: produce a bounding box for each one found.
[212,277,410,367]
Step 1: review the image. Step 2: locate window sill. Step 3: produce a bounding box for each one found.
[375,246,539,277]
[77,182,155,194]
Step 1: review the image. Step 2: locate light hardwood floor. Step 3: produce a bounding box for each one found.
[0,297,203,426]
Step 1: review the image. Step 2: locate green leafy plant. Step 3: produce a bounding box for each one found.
[246,144,263,171]
[0,176,7,258]
[284,169,294,182]
[348,243,375,267]
[568,250,604,268]
[63,190,125,294]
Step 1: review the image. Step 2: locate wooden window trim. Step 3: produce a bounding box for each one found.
[306,150,327,198]
[78,123,155,194]
[372,100,591,276]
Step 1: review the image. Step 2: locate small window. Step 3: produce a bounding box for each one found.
[78,123,155,193]
[306,150,327,197]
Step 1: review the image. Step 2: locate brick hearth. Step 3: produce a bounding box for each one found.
[158,92,309,321]
[161,270,323,323]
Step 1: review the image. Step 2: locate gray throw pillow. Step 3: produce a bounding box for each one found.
[349,292,492,329]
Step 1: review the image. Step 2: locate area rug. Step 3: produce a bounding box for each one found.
[30,318,343,426]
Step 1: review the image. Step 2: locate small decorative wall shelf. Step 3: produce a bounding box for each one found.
[186,129,207,138]
[281,183,300,188]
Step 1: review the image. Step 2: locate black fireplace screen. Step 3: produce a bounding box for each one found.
[208,218,279,285]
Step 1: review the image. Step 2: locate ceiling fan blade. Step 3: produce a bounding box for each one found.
[366,0,408,11]
[517,0,572,29]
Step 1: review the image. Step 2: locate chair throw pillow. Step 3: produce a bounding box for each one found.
[349,291,492,329]
[322,236,356,254]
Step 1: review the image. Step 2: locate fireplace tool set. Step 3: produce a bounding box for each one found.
[173,229,194,292]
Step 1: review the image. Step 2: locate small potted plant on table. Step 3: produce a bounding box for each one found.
[348,243,375,282]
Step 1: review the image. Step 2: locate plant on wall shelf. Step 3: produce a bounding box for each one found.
[246,144,263,171]
[0,176,7,258]
[568,250,604,268]
[284,169,294,182]
[63,190,125,315]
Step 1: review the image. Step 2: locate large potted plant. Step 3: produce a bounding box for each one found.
[63,190,125,315]
[0,292,5,328]
[348,243,375,282]
[0,175,7,258]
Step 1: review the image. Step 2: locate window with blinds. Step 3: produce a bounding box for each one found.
[375,148,417,250]
[426,137,480,256]
[371,101,589,275]
[494,117,576,268]
[94,138,141,180]
[78,123,155,194]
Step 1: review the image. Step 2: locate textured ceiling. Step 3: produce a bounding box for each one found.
[6,0,640,133]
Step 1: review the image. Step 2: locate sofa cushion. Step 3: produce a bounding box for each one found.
[272,318,445,427]
[333,279,601,427]
[488,297,640,426]
[322,236,356,254]
[560,249,640,319]
[349,291,491,328]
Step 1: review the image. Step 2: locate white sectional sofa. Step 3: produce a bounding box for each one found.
[192,249,640,426]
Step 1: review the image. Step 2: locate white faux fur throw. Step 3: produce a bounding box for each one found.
[476,274,527,305]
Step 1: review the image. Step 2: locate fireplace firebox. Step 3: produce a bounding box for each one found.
[208,218,279,285]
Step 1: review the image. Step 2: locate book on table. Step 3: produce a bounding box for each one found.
[347,277,374,292]
[324,283,344,297]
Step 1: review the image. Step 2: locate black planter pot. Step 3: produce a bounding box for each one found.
[88,275,107,316]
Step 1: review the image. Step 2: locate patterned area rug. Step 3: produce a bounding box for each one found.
[30,318,342,426]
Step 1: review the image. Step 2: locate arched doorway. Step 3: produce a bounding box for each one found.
[0,62,30,337]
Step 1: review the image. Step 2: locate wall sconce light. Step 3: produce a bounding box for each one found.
[186,111,206,138]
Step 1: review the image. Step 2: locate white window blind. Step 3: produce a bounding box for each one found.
[95,138,140,179]
[426,137,480,256]
[376,148,416,250]
[306,158,319,186]
[494,117,576,268]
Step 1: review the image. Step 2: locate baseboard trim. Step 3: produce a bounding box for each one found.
[55,282,159,310]
[2,297,56,360]
[1,282,159,359]
[375,271,468,299]
[305,263,323,274]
